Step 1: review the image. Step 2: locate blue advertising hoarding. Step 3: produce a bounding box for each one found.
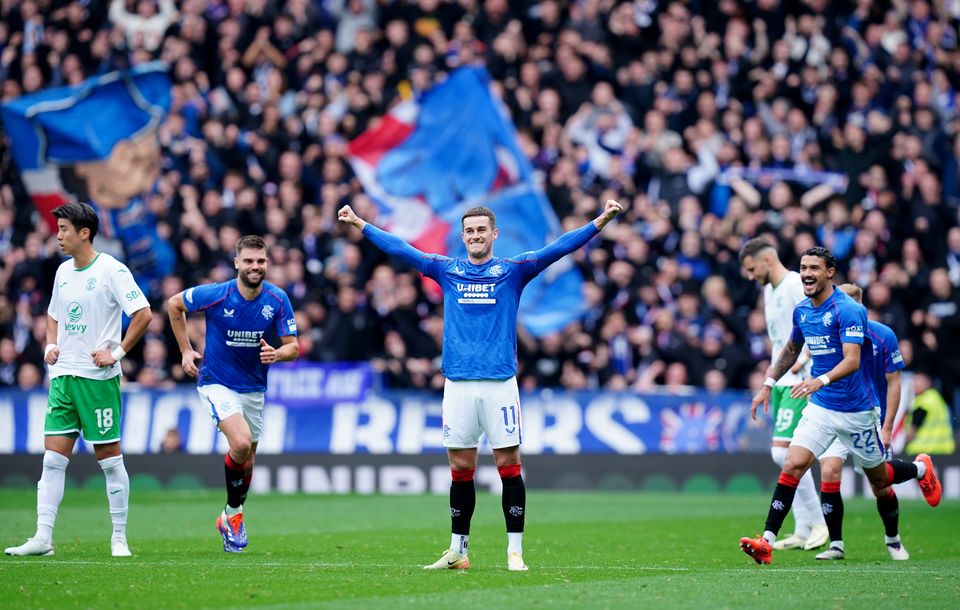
[0,363,766,455]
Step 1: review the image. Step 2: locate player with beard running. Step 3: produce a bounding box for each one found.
[739,237,829,552]
[338,199,623,571]
[167,235,299,553]
[739,247,941,565]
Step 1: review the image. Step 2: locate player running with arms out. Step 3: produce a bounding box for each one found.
[338,199,624,571]
[5,202,151,558]
[739,247,941,565]
[167,235,299,553]
[739,237,829,552]
[814,283,910,561]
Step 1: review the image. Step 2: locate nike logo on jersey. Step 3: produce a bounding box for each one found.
[59,281,68,287]
[224,309,235,318]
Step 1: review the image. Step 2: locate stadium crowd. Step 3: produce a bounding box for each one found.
[0,0,958,421]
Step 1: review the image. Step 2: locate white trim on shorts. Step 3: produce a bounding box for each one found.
[197,383,265,443]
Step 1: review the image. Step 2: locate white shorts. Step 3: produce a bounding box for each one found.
[442,377,522,449]
[793,403,884,469]
[197,384,265,443]
[818,407,885,462]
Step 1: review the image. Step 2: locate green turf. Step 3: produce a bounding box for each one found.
[0,490,957,609]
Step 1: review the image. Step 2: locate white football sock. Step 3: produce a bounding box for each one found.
[450,533,468,555]
[830,540,845,551]
[762,530,776,545]
[885,535,901,545]
[224,504,243,517]
[507,532,523,554]
[36,450,70,544]
[770,446,788,468]
[98,455,129,539]
[914,460,926,478]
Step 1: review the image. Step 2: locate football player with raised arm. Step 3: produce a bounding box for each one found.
[338,199,623,571]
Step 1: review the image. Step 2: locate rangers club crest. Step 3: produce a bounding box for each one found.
[261,305,275,320]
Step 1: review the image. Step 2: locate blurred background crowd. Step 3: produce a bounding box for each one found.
[0,0,958,423]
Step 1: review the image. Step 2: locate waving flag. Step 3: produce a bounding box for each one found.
[348,67,585,336]
[1,61,174,294]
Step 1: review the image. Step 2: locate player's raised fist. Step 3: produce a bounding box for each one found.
[338,205,357,223]
[338,204,367,231]
[594,199,624,230]
[604,199,624,216]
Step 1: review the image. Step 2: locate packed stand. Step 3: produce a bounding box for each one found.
[0,0,958,417]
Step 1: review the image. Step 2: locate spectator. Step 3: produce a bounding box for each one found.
[905,371,956,455]
[0,0,957,399]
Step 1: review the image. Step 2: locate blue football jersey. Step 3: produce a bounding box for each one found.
[865,320,905,420]
[184,280,297,392]
[363,222,600,380]
[790,286,873,412]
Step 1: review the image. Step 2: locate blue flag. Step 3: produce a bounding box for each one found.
[348,67,586,336]
[1,61,174,294]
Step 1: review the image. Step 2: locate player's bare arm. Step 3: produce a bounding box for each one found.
[592,199,624,230]
[789,347,811,374]
[789,341,861,399]
[91,306,151,367]
[337,204,367,231]
[881,369,902,448]
[259,336,299,365]
[750,340,802,419]
[44,314,60,365]
[167,292,202,378]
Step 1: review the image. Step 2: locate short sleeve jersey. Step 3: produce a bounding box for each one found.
[763,271,811,386]
[184,280,297,393]
[47,253,150,380]
[865,320,905,419]
[790,286,873,412]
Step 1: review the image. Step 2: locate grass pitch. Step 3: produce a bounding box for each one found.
[0,489,957,609]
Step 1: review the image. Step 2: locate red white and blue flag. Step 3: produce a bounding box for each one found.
[348,67,585,336]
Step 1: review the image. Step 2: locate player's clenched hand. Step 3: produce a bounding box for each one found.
[880,426,892,450]
[337,205,359,225]
[750,386,771,421]
[260,338,278,364]
[45,346,60,365]
[91,349,117,367]
[594,199,624,229]
[603,199,624,218]
[181,349,202,378]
